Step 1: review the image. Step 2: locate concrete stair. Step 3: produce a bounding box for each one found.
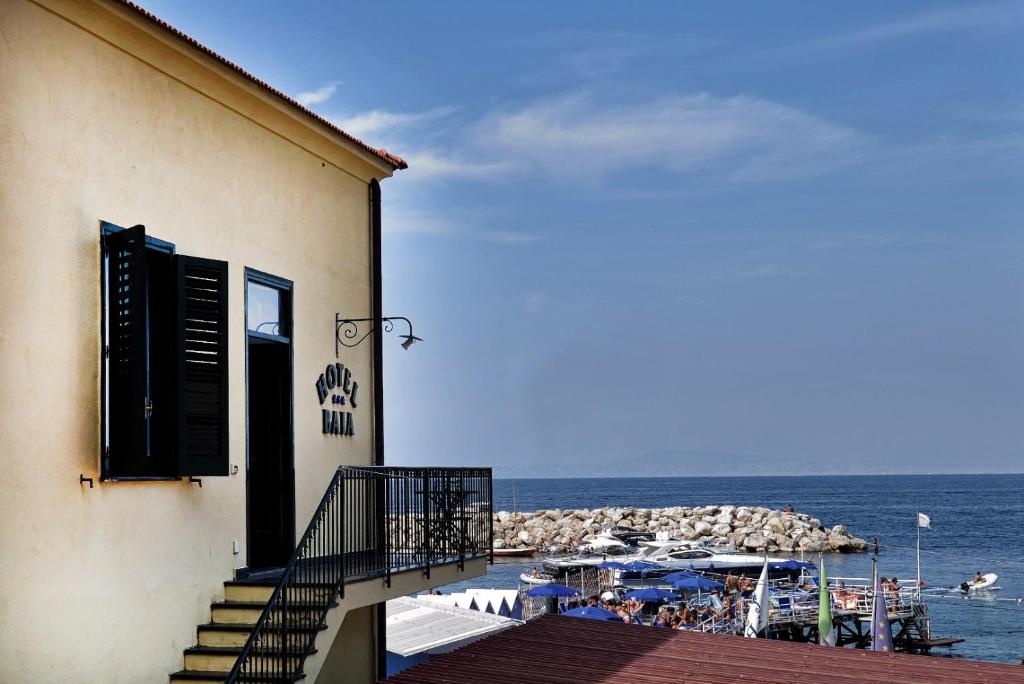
[169,577,337,683]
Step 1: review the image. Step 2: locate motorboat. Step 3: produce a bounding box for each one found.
[960,573,999,593]
[493,546,537,558]
[519,572,554,585]
[542,534,801,587]
[616,542,794,585]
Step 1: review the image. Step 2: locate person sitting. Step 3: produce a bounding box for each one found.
[717,595,735,620]
[697,603,713,623]
[529,567,540,578]
[974,571,984,584]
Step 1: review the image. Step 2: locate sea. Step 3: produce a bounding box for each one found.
[439,474,1024,664]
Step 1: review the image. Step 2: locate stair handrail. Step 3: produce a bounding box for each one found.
[224,465,493,683]
[224,465,349,683]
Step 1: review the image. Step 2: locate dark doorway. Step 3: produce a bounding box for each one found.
[245,271,294,569]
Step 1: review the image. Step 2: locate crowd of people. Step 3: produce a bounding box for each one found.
[553,569,913,630]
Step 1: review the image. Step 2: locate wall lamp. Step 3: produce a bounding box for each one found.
[335,314,422,357]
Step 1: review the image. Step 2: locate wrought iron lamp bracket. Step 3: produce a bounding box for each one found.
[335,314,419,357]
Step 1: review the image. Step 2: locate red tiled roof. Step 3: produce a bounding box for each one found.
[109,0,407,171]
[383,614,1024,684]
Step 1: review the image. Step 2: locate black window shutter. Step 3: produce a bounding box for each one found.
[175,255,229,475]
[105,225,149,477]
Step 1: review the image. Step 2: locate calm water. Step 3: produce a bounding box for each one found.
[441,474,1024,663]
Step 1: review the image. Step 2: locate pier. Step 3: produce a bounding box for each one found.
[519,571,964,655]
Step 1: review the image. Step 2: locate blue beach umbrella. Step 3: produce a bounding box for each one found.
[562,605,623,621]
[526,583,582,599]
[623,587,677,602]
[597,561,631,570]
[661,570,702,584]
[622,560,666,571]
[672,576,724,592]
[769,560,816,571]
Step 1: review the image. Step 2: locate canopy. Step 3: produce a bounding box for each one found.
[661,570,702,584]
[672,576,724,592]
[561,605,623,621]
[526,583,581,599]
[597,561,630,570]
[769,560,816,571]
[621,560,665,572]
[622,587,677,602]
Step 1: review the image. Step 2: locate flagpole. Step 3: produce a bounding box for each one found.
[916,512,921,597]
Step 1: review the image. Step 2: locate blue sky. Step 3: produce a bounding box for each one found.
[147,1,1024,476]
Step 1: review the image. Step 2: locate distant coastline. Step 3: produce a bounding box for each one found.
[492,471,1024,480]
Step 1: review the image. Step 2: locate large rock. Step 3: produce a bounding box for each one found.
[743,533,768,550]
[490,505,865,554]
[711,523,732,537]
[678,526,699,540]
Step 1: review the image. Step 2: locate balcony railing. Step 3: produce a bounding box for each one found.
[225,465,493,683]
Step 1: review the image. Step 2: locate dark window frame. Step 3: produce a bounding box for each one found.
[99,220,230,481]
[243,267,295,567]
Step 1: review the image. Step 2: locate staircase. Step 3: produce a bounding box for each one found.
[166,466,492,684]
[169,578,334,683]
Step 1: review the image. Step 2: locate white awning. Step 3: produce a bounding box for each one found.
[386,596,520,657]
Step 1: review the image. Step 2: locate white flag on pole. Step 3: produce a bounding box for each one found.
[744,556,769,638]
[917,512,931,529]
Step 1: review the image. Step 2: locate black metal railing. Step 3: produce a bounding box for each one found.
[225,466,492,683]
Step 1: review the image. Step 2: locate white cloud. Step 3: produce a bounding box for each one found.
[476,92,861,181]
[403,151,519,180]
[383,201,537,244]
[333,107,458,138]
[295,80,341,107]
[813,2,1024,49]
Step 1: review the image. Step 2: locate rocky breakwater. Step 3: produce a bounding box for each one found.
[492,505,869,554]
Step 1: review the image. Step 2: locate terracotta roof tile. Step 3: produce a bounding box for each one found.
[382,614,1024,684]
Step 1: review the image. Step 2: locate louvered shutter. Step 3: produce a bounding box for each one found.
[104,225,149,476]
[176,255,229,475]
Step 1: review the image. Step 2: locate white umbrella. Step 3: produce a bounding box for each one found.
[744,556,769,638]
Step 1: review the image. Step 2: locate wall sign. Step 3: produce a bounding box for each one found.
[316,362,358,436]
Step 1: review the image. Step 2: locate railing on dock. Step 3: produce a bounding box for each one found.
[759,577,924,629]
[224,466,492,683]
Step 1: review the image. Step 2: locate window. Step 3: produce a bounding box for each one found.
[246,282,281,336]
[101,223,229,479]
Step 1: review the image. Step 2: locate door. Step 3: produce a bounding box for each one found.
[245,271,295,569]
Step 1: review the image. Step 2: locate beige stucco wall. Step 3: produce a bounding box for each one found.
[0,0,401,681]
[308,559,487,684]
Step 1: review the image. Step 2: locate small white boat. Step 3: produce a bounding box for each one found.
[519,573,554,585]
[961,573,998,593]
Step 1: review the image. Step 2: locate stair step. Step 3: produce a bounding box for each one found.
[169,669,306,683]
[209,601,335,625]
[197,623,327,648]
[223,581,336,603]
[183,645,314,674]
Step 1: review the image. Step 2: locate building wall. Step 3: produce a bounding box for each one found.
[0,0,393,680]
[317,605,378,684]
